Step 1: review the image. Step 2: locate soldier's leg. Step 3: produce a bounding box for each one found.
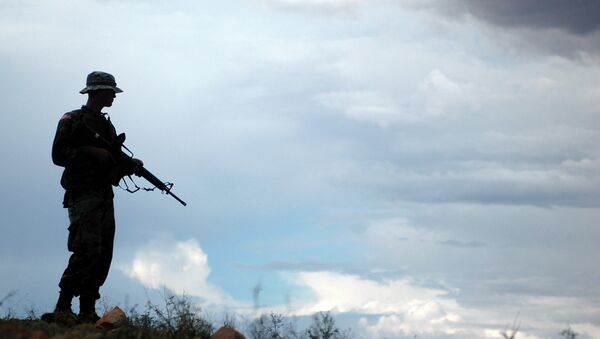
[58,193,106,307]
[79,197,115,322]
[46,192,105,323]
[95,198,115,289]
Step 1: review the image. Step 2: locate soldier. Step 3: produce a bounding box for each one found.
[43,71,142,324]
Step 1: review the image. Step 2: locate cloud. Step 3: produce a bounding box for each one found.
[119,233,600,338]
[285,270,594,338]
[289,271,455,315]
[286,270,465,337]
[420,0,600,35]
[282,269,600,338]
[316,69,479,126]
[569,323,600,339]
[360,217,489,263]
[123,238,234,306]
[316,90,406,126]
[361,314,547,339]
[360,312,465,338]
[481,329,543,339]
[363,217,431,245]
[402,0,600,59]
[322,155,600,207]
[1,1,599,337]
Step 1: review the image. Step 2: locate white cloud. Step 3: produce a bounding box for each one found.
[481,328,543,339]
[284,270,467,338]
[123,238,234,306]
[283,269,600,338]
[290,271,457,316]
[361,314,454,338]
[285,270,551,338]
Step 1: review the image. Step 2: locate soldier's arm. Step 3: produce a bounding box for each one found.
[51,113,79,167]
[51,113,114,167]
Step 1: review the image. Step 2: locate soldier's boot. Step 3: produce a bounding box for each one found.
[42,291,78,325]
[78,295,100,324]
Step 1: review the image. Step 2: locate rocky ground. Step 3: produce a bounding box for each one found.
[0,318,245,339]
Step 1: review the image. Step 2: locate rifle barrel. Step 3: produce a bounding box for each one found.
[167,191,187,206]
[137,165,187,206]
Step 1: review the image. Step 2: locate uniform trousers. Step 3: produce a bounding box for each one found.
[58,187,115,301]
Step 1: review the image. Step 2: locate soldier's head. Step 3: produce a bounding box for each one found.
[80,71,122,108]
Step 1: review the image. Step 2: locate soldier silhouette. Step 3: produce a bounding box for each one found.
[43,71,142,324]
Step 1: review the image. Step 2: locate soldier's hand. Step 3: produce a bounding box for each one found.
[131,158,144,176]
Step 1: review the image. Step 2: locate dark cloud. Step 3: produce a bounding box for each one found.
[433,0,600,35]
[407,0,600,59]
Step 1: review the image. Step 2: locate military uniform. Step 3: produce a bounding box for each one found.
[46,71,128,323]
[52,105,119,302]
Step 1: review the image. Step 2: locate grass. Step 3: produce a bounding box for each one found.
[0,291,583,339]
[0,291,352,339]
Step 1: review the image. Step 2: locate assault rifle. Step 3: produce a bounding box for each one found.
[80,121,187,206]
[110,133,187,206]
[80,117,187,206]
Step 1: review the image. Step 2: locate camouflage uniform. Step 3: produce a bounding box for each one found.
[49,72,126,320]
[52,105,119,301]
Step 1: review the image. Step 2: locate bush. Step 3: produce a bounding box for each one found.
[248,312,300,339]
[248,311,352,339]
[125,290,214,339]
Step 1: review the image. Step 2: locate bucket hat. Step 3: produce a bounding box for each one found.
[79,71,123,94]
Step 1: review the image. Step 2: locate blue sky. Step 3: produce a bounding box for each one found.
[1,0,600,338]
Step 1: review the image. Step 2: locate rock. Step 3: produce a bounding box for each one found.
[95,306,127,329]
[210,326,246,339]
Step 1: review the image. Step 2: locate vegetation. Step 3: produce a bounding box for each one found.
[0,291,584,339]
[0,291,351,339]
[247,311,352,339]
[560,326,579,339]
[1,291,214,339]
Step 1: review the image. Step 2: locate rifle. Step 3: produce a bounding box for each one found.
[111,133,187,206]
[127,164,188,207]
[81,119,187,206]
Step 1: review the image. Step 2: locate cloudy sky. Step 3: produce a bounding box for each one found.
[1,0,599,338]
